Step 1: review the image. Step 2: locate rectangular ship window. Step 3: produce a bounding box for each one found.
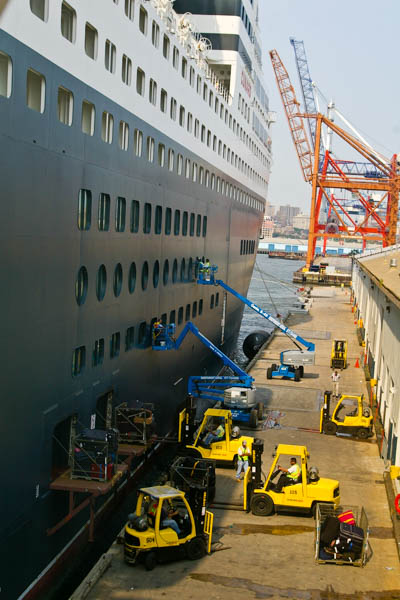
[147,136,154,162]
[199,299,203,315]
[179,105,185,127]
[169,309,176,324]
[192,301,197,318]
[165,207,171,234]
[61,2,76,43]
[185,304,190,321]
[26,68,45,113]
[125,0,134,20]
[30,0,48,21]
[155,205,162,234]
[105,40,116,73]
[134,128,143,156]
[72,346,85,376]
[93,338,104,366]
[160,88,167,112]
[78,189,92,230]
[0,52,12,98]
[187,112,193,132]
[110,332,120,358]
[181,57,187,79]
[168,149,174,171]
[163,35,170,59]
[182,211,188,236]
[185,159,190,179]
[58,86,73,126]
[122,54,132,85]
[158,143,165,167]
[101,111,113,143]
[125,326,135,351]
[119,121,129,151]
[139,6,148,34]
[174,210,180,235]
[131,199,140,232]
[85,23,98,59]
[136,68,145,95]
[202,216,207,237]
[196,215,201,237]
[190,213,195,236]
[177,154,183,175]
[210,294,214,309]
[172,47,179,69]
[116,196,126,232]
[199,167,204,185]
[143,202,151,233]
[189,66,195,86]
[178,307,183,324]
[152,21,160,47]
[149,78,157,105]
[98,193,110,231]
[170,98,177,120]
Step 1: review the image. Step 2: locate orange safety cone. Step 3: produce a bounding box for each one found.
[354,358,360,368]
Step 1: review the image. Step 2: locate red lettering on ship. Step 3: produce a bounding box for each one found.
[241,70,251,98]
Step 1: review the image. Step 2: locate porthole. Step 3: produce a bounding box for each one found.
[113,263,123,297]
[128,262,136,293]
[163,259,169,285]
[180,258,186,281]
[172,259,178,283]
[75,266,88,305]
[142,261,149,290]
[96,264,107,301]
[153,260,160,288]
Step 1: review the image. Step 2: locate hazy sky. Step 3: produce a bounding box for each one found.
[259,0,399,213]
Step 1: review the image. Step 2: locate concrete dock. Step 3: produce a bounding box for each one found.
[78,287,400,600]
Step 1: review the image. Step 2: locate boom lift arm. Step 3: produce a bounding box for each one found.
[197,267,315,381]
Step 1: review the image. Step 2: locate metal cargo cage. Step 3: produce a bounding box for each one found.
[71,435,117,482]
[115,402,154,445]
[315,503,370,567]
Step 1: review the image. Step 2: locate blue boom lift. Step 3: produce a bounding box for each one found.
[152,321,262,428]
[197,265,315,382]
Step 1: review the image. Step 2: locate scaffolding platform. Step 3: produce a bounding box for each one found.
[47,464,128,541]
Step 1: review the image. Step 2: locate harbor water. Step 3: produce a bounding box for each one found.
[234,255,305,366]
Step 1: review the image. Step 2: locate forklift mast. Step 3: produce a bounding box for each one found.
[180,395,197,446]
[186,483,208,533]
[251,438,264,490]
[322,391,331,422]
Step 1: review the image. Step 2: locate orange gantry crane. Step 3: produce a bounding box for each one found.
[269,48,400,267]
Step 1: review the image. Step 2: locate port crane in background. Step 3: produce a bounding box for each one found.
[152,320,262,427]
[197,267,315,381]
[269,46,400,267]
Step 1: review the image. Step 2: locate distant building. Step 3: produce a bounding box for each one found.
[261,215,274,239]
[275,204,300,227]
[292,213,310,231]
[265,204,275,217]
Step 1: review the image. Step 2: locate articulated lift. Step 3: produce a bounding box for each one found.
[152,320,263,427]
[320,391,373,439]
[242,439,340,516]
[124,483,213,570]
[197,266,316,381]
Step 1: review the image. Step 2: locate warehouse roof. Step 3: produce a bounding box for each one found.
[357,246,400,308]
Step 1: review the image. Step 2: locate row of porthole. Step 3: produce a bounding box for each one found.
[71,292,221,377]
[75,257,198,305]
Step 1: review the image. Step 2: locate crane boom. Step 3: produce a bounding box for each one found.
[269,49,313,183]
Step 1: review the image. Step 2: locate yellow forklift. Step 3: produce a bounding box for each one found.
[241,440,340,516]
[330,339,347,369]
[320,391,373,439]
[124,484,213,570]
[178,395,254,466]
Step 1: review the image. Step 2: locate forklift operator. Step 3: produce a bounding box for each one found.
[272,457,301,493]
[203,419,225,447]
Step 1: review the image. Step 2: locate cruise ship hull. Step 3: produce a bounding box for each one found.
[0,31,263,599]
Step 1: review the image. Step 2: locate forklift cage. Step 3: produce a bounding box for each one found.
[315,503,370,567]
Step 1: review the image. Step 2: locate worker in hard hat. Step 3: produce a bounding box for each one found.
[271,457,301,492]
[235,439,251,481]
